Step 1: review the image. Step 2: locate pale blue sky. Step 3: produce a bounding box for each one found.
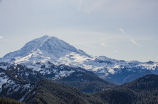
[0,0,158,62]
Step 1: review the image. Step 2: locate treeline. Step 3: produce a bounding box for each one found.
[23,80,106,104]
[0,97,24,104]
[56,71,117,93]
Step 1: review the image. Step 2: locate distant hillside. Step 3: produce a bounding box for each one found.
[1,73,158,104]
[0,64,116,103]
[56,70,117,93]
[94,74,158,104]
[23,74,158,104]
[23,80,106,104]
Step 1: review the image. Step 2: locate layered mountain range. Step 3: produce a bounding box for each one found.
[1,71,158,104]
[0,35,158,104]
[0,35,158,84]
[0,62,116,103]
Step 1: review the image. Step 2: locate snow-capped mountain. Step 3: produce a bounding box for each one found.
[0,35,158,84]
[2,35,88,63]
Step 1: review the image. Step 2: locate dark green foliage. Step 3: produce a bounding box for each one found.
[94,88,137,104]
[0,97,24,104]
[59,81,112,93]
[56,71,117,93]
[3,73,158,104]
[23,74,158,104]
[94,74,158,104]
[122,74,158,91]
[24,80,106,104]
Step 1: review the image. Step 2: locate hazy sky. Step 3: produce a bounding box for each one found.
[0,0,158,62]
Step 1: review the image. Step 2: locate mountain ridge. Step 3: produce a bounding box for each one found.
[0,35,158,84]
[0,61,158,104]
[93,74,158,104]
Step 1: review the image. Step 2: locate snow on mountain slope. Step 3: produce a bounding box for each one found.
[2,35,88,62]
[0,35,92,70]
[0,35,158,84]
[0,78,34,102]
[0,68,9,88]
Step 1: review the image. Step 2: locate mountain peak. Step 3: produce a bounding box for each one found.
[42,35,49,38]
[38,35,58,42]
[31,35,79,53]
[2,35,87,62]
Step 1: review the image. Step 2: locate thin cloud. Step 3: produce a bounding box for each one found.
[0,36,3,39]
[100,43,109,47]
[119,28,141,46]
[119,29,126,35]
[100,42,115,47]
[76,42,96,48]
[130,38,141,46]
[114,50,118,53]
